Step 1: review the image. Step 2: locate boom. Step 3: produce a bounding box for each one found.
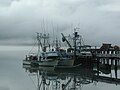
[61,33,72,48]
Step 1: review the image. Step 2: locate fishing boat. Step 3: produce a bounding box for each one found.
[23,33,59,67]
[61,28,93,66]
[23,33,74,67]
[40,50,74,66]
[23,53,59,67]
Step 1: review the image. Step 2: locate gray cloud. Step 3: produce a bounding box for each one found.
[0,86,9,90]
[0,0,19,7]
[0,0,120,46]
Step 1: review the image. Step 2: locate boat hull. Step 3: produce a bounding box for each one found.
[23,60,59,67]
[57,59,74,66]
[38,60,59,67]
[23,60,33,65]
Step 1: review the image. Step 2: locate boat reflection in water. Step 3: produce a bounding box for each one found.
[23,61,120,90]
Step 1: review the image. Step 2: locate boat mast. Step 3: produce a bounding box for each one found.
[37,33,41,61]
[73,28,80,61]
[43,34,46,52]
[55,38,60,51]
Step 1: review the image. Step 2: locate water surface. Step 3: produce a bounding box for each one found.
[0,46,120,90]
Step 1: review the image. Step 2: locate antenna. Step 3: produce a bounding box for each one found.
[43,18,46,34]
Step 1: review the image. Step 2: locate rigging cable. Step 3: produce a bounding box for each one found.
[28,38,37,55]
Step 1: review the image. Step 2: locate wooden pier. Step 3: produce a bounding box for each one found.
[96,54,120,59]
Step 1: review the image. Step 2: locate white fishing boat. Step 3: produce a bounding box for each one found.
[23,33,59,67]
[23,50,74,67]
[23,32,74,67]
[23,52,59,67]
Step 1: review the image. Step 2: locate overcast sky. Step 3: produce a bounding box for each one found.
[0,0,120,46]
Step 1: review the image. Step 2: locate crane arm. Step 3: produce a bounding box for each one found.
[61,33,72,48]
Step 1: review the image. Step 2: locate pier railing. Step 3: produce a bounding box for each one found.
[96,53,120,59]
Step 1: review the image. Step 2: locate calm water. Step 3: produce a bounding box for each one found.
[0,46,120,90]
